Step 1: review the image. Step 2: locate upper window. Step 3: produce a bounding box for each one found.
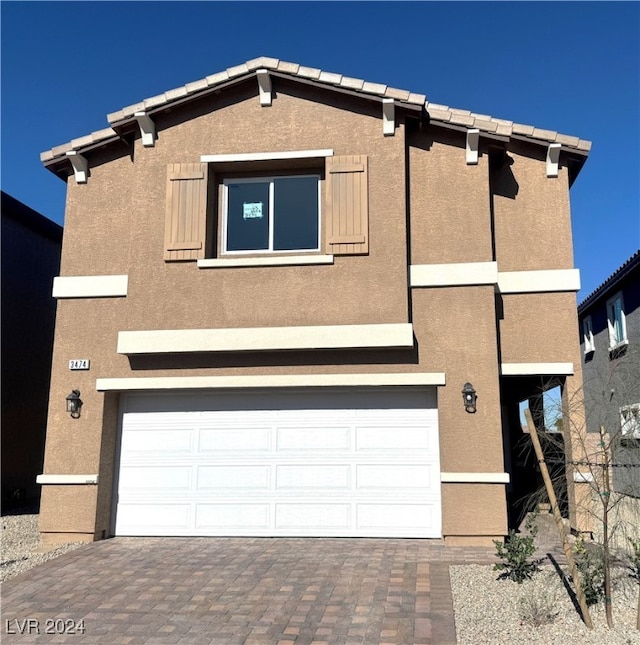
[582,315,595,354]
[620,404,640,440]
[223,176,320,254]
[606,292,628,350]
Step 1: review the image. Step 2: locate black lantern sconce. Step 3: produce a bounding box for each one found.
[66,390,83,419]
[462,382,477,413]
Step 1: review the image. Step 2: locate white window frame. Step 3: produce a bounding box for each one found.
[620,403,640,440]
[582,315,595,354]
[606,292,628,351]
[222,175,321,255]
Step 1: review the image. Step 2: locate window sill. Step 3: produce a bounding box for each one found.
[197,255,334,269]
[608,339,629,352]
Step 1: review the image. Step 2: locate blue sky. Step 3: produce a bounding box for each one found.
[1,1,638,300]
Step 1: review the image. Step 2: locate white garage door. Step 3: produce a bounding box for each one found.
[114,388,441,538]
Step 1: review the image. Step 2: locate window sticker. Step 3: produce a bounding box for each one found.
[243,202,263,220]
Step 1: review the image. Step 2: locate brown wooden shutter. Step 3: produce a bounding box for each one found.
[325,155,369,255]
[164,162,208,261]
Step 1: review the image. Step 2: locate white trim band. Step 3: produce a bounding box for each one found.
[200,149,334,163]
[97,372,446,391]
[117,323,414,355]
[53,275,128,298]
[410,262,498,287]
[498,269,580,293]
[440,472,510,484]
[573,471,595,483]
[501,362,574,376]
[37,474,99,485]
[198,255,334,269]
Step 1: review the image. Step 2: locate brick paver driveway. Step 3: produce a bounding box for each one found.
[1,537,493,644]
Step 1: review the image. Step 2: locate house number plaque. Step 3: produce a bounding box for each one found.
[68,359,90,370]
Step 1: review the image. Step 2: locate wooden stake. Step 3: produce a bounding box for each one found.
[524,408,593,629]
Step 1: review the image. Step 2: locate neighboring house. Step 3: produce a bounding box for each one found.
[578,251,640,496]
[1,192,62,512]
[37,57,591,546]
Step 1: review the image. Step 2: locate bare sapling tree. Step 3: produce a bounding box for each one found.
[536,345,640,629]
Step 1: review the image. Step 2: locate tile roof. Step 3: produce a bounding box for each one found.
[578,250,640,313]
[40,56,592,163]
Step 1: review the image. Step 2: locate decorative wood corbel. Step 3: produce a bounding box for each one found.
[256,70,272,106]
[66,151,88,184]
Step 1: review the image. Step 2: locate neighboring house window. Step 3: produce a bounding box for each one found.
[582,315,595,354]
[620,404,640,439]
[223,176,320,254]
[606,292,628,350]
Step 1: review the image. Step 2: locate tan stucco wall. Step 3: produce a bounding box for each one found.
[492,142,574,272]
[441,483,508,537]
[499,292,580,363]
[409,129,493,265]
[412,286,504,474]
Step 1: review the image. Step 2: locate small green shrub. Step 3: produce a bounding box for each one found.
[573,538,605,606]
[493,529,540,584]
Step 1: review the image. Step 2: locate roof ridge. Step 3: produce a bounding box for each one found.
[578,250,640,311]
[41,56,592,163]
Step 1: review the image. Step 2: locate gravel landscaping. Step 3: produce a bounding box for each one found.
[1,514,84,582]
[451,563,640,644]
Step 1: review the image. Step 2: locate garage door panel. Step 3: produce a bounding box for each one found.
[119,466,192,490]
[196,504,270,529]
[276,426,351,452]
[122,428,193,454]
[117,504,191,532]
[276,464,351,489]
[197,465,270,490]
[275,503,351,530]
[357,503,438,530]
[356,425,437,453]
[198,428,271,452]
[356,464,437,489]
[116,388,442,538]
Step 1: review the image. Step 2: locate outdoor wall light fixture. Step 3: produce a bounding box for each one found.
[462,382,477,413]
[66,389,83,419]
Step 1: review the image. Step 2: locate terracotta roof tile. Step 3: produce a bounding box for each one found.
[276,61,300,74]
[428,108,452,122]
[185,79,208,94]
[495,123,513,136]
[556,133,580,147]
[246,56,279,70]
[297,65,322,80]
[512,123,535,136]
[577,139,592,152]
[206,70,230,86]
[532,127,558,141]
[385,87,411,101]
[406,92,427,105]
[144,94,168,110]
[426,102,450,111]
[340,76,365,90]
[226,63,249,78]
[362,81,387,95]
[472,119,498,133]
[449,113,476,127]
[164,87,188,102]
[318,71,343,85]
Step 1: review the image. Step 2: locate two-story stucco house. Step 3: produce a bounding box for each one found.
[38,57,591,546]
